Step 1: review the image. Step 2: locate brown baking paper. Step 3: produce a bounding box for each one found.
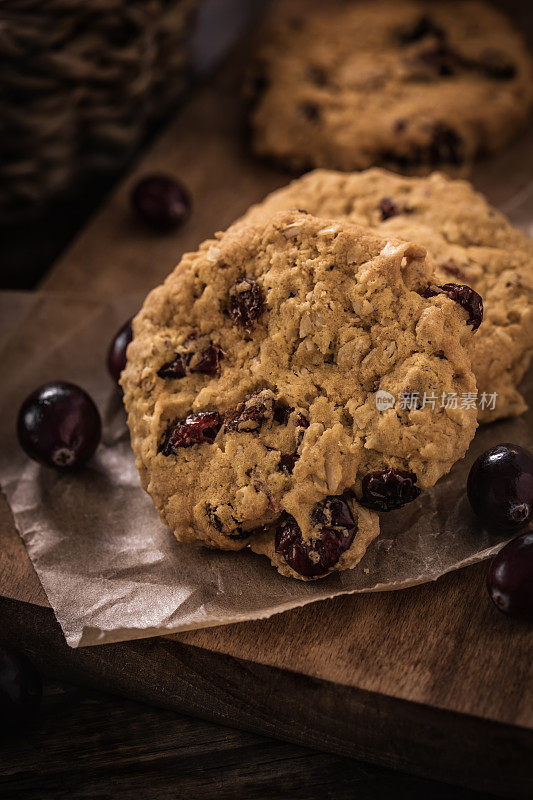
[0,283,532,649]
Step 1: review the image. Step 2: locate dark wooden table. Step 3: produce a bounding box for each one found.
[0,675,501,800]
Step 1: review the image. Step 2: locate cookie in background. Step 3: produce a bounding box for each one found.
[246,0,533,173]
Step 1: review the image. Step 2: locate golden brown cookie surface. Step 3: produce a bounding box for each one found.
[240,169,533,423]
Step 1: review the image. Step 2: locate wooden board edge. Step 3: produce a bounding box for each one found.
[1,596,530,798]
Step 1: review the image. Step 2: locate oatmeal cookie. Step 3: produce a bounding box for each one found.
[240,168,533,422]
[122,210,478,579]
[248,0,533,172]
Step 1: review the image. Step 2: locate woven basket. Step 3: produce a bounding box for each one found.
[0,0,198,221]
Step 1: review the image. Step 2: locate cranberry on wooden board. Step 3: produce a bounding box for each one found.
[131,175,191,231]
[107,318,133,386]
[17,382,102,470]
[487,532,533,621]
[467,444,533,532]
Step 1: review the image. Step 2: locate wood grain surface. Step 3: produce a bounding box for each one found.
[1,596,530,799]
[1,2,533,795]
[0,676,502,800]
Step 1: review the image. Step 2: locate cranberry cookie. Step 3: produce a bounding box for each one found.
[122,210,478,580]
[240,168,533,423]
[248,0,533,172]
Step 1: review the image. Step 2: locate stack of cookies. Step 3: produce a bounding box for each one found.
[122,0,533,581]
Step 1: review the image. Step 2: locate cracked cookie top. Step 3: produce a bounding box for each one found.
[247,0,533,172]
[240,168,533,422]
[122,210,477,578]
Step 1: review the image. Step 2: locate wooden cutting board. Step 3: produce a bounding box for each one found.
[2,10,533,795]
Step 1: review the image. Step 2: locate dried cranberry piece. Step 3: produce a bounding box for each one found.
[295,412,310,429]
[308,66,329,86]
[248,72,269,110]
[160,411,222,454]
[398,15,445,45]
[228,278,265,333]
[225,390,274,433]
[421,282,483,330]
[158,343,224,379]
[157,354,189,379]
[275,496,357,577]
[477,51,516,80]
[206,505,223,531]
[361,468,421,511]
[379,197,401,220]
[273,402,293,425]
[440,259,466,281]
[413,44,462,76]
[429,124,464,166]
[190,345,224,376]
[206,504,249,539]
[300,102,321,121]
[279,453,298,475]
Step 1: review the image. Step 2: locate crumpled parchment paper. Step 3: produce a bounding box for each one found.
[0,285,531,648]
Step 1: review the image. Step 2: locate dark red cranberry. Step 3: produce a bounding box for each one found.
[107,318,133,386]
[157,353,188,380]
[160,411,222,454]
[131,174,191,231]
[190,345,224,376]
[300,102,321,121]
[308,66,329,86]
[158,344,224,380]
[413,44,462,76]
[228,278,265,333]
[421,283,483,331]
[429,124,464,166]
[206,504,249,539]
[17,382,101,470]
[295,412,310,429]
[275,496,357,577]
[248,71,269,110]
[225,391,274,433]
[440,259,467,281]
[279,453,298,475]
[379,197,400,220]
[393,119,407,134]
[478,51,516,80]
[398,15,445,45]
[273,402,293,425]
[0,646,42,726]
[206,505,223,531]
[361,468,421,511]
[487,532,533,621]
[467,444,533,532]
